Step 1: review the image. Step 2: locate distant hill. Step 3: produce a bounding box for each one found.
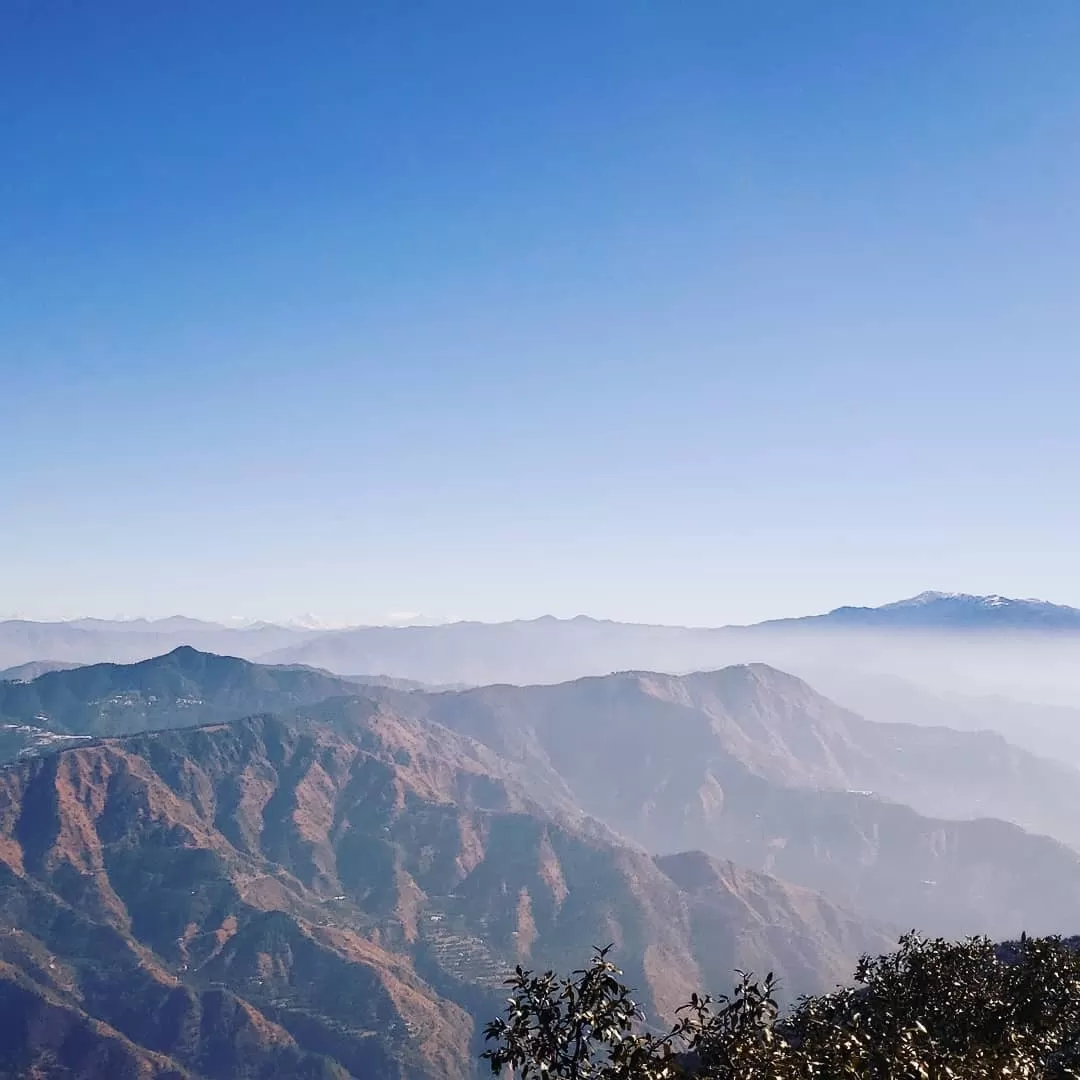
[794,666,1080,770]
[0,659,82,682]
[257,615,733,686]
[0,646,357,747]
[0,708,890,1079]
[6,594,1080,697]
[255,596,1080,694]
[67,615,229,634]
[342,671,466,692]
[0,617,314,670]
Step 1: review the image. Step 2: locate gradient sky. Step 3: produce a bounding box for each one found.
[3,1,1080,626]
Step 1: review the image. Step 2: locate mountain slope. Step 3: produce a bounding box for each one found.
[0,705,891,1078]
[0,967,195,1080]
[385,664,1080,935]
[388,663,1080,848]
[794,667,1080,771]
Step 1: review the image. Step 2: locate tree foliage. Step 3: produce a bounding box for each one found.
[483,934,1080,1079]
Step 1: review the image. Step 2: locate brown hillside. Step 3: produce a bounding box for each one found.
[0,706,890,1077]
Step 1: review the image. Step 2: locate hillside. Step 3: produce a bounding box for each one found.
[796,666,1080,770]
[387,664,1080,935]
[389,663,1080,849]
[0,707,891,1079]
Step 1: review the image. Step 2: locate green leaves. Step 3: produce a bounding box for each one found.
[482,946,649,1080]
[483,934,1080,1079]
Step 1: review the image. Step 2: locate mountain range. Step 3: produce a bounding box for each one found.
[5,594,1080,710]
[757,591,1080,631]
[1,593,1078,664]
[5,650,1080,930]
[0,675,893,1078]
[4,639,1080,1075]
[5,649,1080,848]
[371,665,1080,933]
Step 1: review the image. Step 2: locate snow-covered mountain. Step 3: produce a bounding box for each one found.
[764,592,1080,630]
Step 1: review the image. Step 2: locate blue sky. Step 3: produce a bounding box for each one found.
[3,1,1079,625]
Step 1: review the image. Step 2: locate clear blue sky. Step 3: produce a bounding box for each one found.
[3,1,1079,626]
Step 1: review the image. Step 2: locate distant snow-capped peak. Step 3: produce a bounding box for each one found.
[885,592,1049,610]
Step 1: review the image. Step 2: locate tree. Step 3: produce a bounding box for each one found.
[483,934,1080,1079]
[482,945,666,1080]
